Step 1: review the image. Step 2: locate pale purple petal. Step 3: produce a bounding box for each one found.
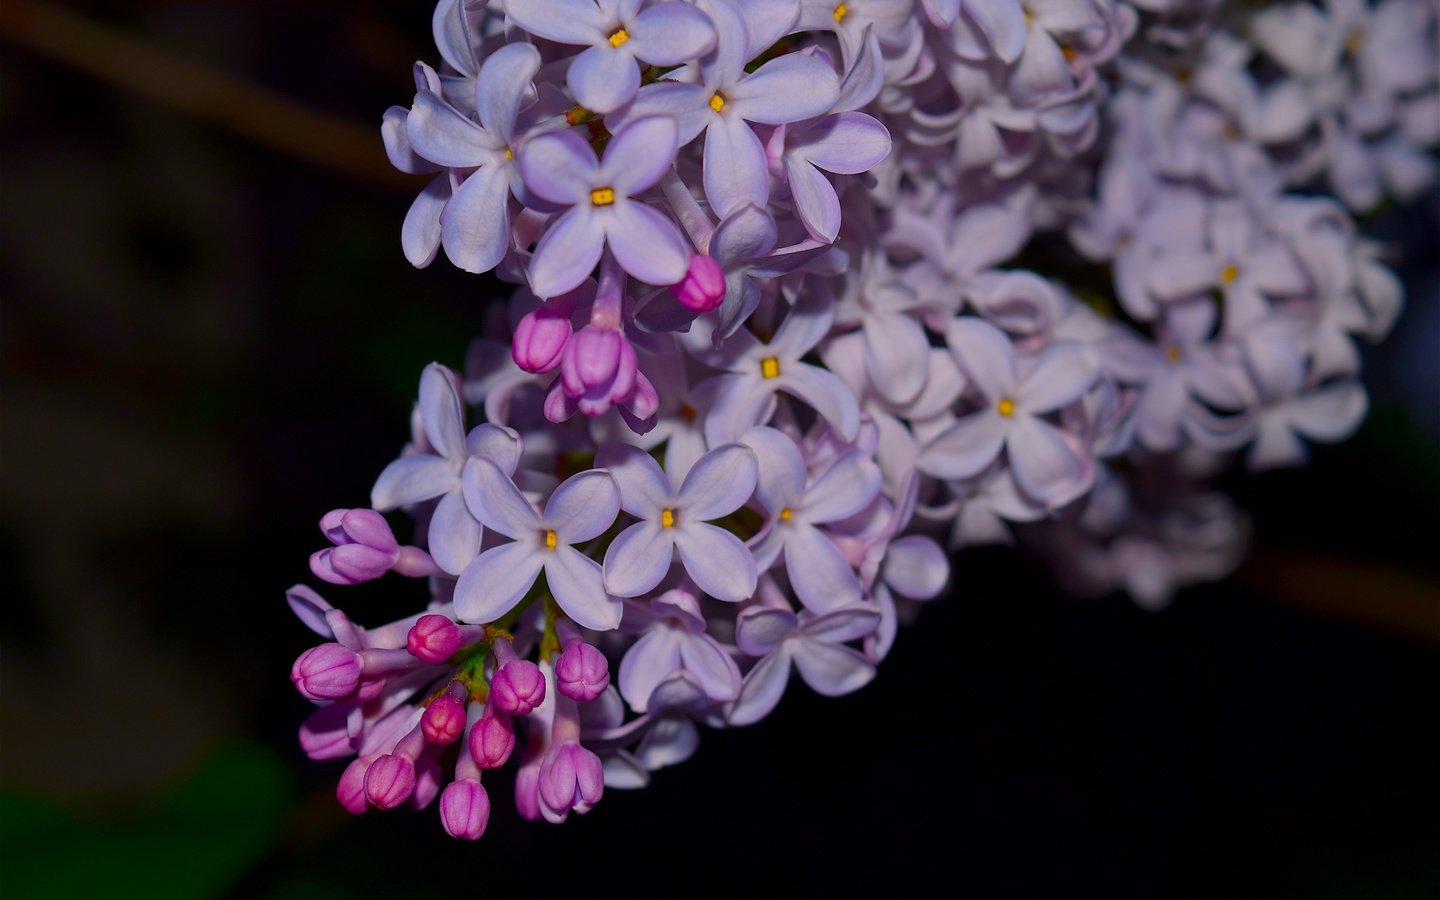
[545,469,621,541]
[602,521,676,598]
[945,316,1018,402]
[505,0,606,44]
[917,412,1007,480]
[402,175,448,268]
[545,547,622,631]
[785,157,842,243]
[601,116,680,195]
[1006,416,1093,509]
[1288,381,1367,442]
[862,311,929,404]
[735,604,798,655]
[677,633,741,701]
[605,202,690,286]
[791,640,874,696]
[710,203,778,264]
[800,607,881,643]
[727,649,792,726]
[803,450,881,524]
[428,488,482,576]
[371,454,455,509]
[529,208,605,299]
[703,116,769,219]
[475,43,540,140]
[742,426,807,513]
[407,92,503,167]
[441,165,512,274]
[777,364,861,441]
[882,535,948,600]
[730,53,839,124]
[518,129,598,205]
[784,523,862,613]
[618,628,683,712]
[419,363,466,460]
[704,375,776,447]
[965,0,1027,63]
[627,2,717,65]
[462,457,541,538]
[568,45,643,115]
[675,524,756,602]
[677,443,757,520]
[596,444,671,516]
[454,541,543,623]
[795,112,891,173]
[1018,342,1099,414]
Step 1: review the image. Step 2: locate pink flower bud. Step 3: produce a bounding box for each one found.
[290,643,362,700]
[364,753,416,810]
[555,641,610,703]
[469,714,515,769]
[561,325,631,396]
[512,305,572,373]
[440,779,491,840]
[312,509,403,584]
[671,254,725,312]
[490,660,547,716]
[421,694,466,745]
[407,614,462,664]
[539,741,605,818]
[336,756,373,815]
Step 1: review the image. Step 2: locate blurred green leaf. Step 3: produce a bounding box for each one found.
[0,744,291,900]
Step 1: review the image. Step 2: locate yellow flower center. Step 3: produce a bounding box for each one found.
[543,529,558,550]
[504,147,513,160]
[709,92,726,112]
[1164,344,1183,364]
[778,507,793,522]
[1345,28,1364,55]
[608,28,630,48]
[996,397,1016,418]
[833,3,848,22]
[1220,264,1239,286]
[661,508,676,528]
[760,356,781,379]
[590,186,616,206]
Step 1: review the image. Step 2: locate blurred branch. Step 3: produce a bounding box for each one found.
[1239,551,1440,644]
[0,0,413,189]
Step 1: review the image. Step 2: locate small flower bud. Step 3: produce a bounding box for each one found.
[407,614,462,664]
[671,254,725,312]
[364,753,417,810]
[555,641,610,702]
[469,714,515,769]
[290,643,362,700]
[336,756,373,815]
[490,659,547,716]
[512,305,573,373]
[422,694,467,745]
[440,779,491,840]
[539,741,605,818]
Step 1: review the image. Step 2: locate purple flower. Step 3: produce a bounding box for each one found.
[456,461,622,630]
[506,0,716,114]
[599,443,758,601]
[743,426,880,614]
[617,588,743,711]
[919,317,1099,509]
[727,599,879,726]
[777,112,892,243]
[519,116,690,298]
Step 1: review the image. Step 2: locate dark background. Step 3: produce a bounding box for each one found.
[2,3,1438,897]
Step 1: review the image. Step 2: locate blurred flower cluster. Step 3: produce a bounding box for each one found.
[288,0,1436,838]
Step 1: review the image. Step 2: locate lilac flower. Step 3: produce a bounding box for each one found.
[727,598,879,726]
[743,426,880,613]
[919,317,1099,509]
[617,0,839,217]
[687,293,861,445]
[506,0,716,114]
[599,443,759,601]
[370,364,522,575]
[777,112,892,243]
[455,462,622,630]
[406,43,542,273]
[310,508,440,585]
[617,588,743,711]
[519,116,690,297]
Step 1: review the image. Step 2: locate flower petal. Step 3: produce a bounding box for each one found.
[677,633,742,701]
[945,316,1017,401]
[804,450,881,524]
[602,521,676,597]
[605,201,690,286]
[731,52,839,124]
[518,129,598,206]
[596,443,671,516]
[628,2,717,65]
[428,488,482,576]
[1006,416,1094,509]
[568,45,642,115]
[407,92,503,167]
[792,639,875,696]
[441,164,512,274]
[677,443,758,520]
[784,522,863,614]
[545,469,621,542]
[546,547,623,630]
[371,454,455,510]
[1018,341,1099,414]
[529,207,605,299]
[727,648,792,726]
[882,535,948,600]
[917,412,1007,480]
[453,541,543,623]
[618,628,684,712]
[475,42,541,139]
[676,523,756,602]
[462,457,540,538]
[419,363,467,460]
[703,116,769,219]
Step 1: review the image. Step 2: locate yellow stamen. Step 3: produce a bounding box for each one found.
[833,3,848,22]
[679,402,697,421]
[590,186,616,206]
[1220,264,1239,286]
[504,147,514,160]
[661,508,676,528]
[1061,45,1077,63]
[543,529,558,550]
[1164,345,1183,364]
[778,507,793,522]
[608,28,630,48]
[1345,28,1364,55]
[709,92,726,112]
[760,356,781,379]
[996,397,1016,418]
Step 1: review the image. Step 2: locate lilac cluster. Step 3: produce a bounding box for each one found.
[289,0,1434,837]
